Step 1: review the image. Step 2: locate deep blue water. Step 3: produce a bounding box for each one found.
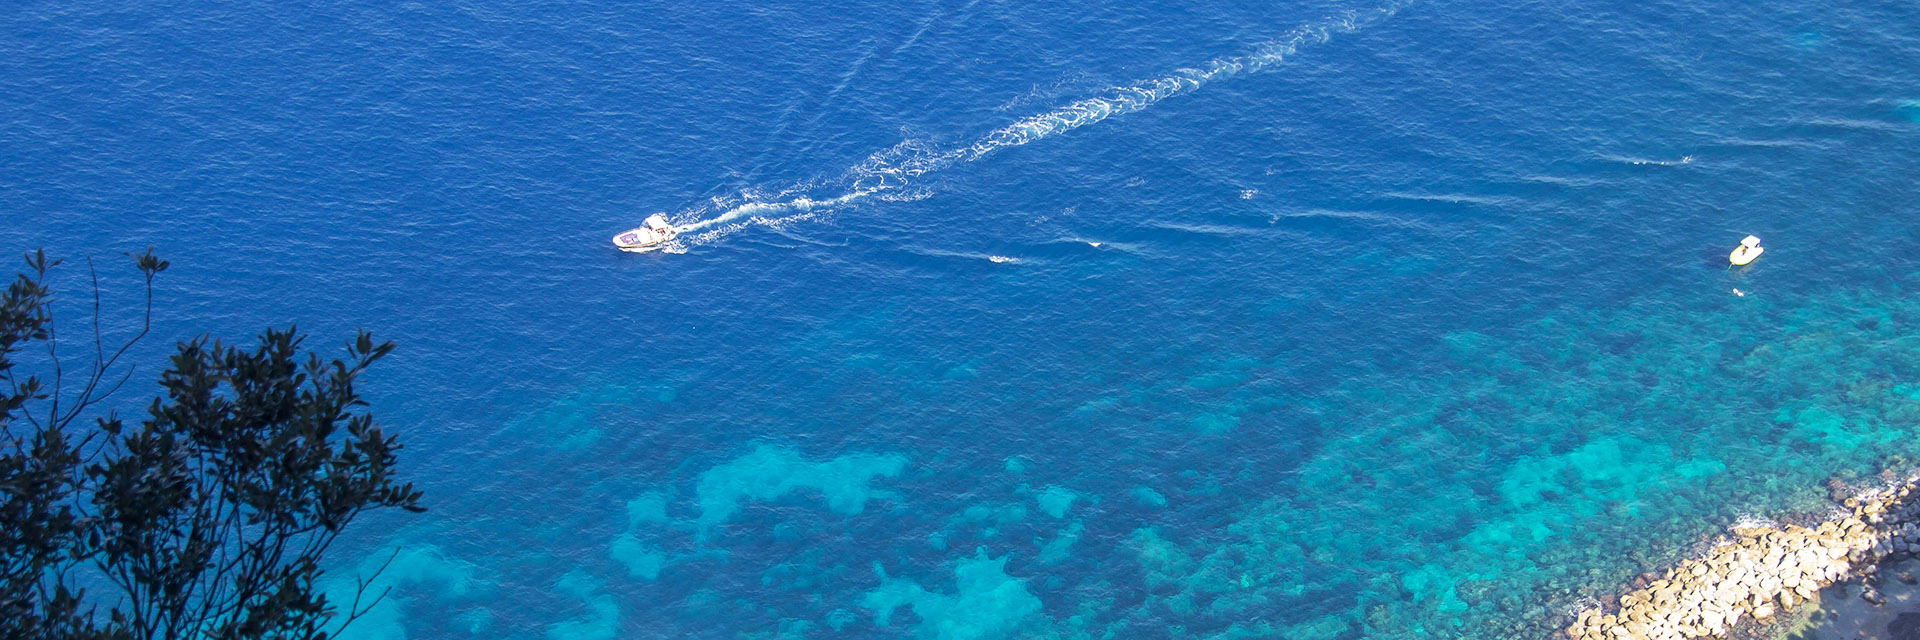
[6,0,1920,638]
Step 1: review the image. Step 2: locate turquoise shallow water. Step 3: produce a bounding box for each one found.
[4,0,1920,638]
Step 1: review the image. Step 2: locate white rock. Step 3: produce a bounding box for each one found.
[1701,611,1724,633]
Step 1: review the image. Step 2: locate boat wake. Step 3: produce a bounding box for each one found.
[649,0,1412,251]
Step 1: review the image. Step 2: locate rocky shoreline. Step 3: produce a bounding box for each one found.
[1568,476,1920,640]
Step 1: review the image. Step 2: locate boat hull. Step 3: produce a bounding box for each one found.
[615,241,671,253]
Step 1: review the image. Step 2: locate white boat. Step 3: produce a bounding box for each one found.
[613,214,677,252]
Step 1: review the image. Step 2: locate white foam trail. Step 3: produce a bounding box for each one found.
[954,2,1406,162]
[654,1,1410,244]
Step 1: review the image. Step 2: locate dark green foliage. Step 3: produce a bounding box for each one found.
[0,250,423,640]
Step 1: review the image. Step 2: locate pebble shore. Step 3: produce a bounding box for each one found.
[1568,477,1920,640]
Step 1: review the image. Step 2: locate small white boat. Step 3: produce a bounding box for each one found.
[613,214,677,253]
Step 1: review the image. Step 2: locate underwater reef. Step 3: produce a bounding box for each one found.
[319,275,1920,640]
[1150,285,1920,640]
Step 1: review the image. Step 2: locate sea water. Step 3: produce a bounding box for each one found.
[4,0,1920,638]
